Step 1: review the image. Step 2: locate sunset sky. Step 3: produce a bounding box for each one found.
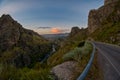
[0,0,104,34]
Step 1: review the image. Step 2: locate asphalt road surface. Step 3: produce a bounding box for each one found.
[93,42,120,80]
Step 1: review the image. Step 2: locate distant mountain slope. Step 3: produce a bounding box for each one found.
[0,14,52,67]
[42,33,69,41]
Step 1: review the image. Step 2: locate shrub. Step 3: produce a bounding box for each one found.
[78,41,85,47]
[0,63,53,80]
[62,42,93,62]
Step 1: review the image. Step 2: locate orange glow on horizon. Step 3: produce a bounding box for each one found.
[51,28,60,34]
[33,27,70,34]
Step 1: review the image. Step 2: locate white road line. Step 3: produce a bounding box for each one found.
[96,47,120,76]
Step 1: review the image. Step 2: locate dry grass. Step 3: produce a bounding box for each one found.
[85,50,104,80]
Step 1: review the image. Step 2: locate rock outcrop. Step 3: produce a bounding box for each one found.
[88,0,120,44]
[68,27,87,40]
[69,27,80,37]
[0,14,51,67]
[69,27,88,42]
[104,0,119,5]
[88,0,120,33]
[51,61,78,80]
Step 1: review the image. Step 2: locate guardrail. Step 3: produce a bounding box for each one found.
[77,42,96,80]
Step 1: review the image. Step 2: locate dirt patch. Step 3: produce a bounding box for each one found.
[85,50,104,80]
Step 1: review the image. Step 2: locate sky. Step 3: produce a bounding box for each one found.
[0,0,104,34]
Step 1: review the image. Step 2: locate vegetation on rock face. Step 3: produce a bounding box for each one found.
[91,22,120,44]
[0,14,53,79]
[90,0,120,45]
[68,27,88,42]
[0,14,52,68]
[0,63,53,80]
[62,42,92,62]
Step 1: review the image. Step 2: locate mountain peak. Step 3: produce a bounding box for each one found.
[0,14,51,67]
[0,14,21,29]
[69,27,80,37]
[0,14,14,21]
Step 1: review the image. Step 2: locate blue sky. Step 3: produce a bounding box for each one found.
[0,0,104,34]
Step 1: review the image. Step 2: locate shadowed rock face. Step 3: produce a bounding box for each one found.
[0,14,22,51]
[0,14,51,67]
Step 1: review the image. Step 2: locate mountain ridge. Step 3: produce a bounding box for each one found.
[0,14,52,67]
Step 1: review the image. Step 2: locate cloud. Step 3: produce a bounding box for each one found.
[0,0,104,33]
[37,27,52,29]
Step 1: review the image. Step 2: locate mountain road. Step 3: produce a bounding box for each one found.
[93,42,120,80]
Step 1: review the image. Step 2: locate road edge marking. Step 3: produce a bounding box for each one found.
[96,47,120,76]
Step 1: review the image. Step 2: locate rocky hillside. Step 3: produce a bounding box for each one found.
[88,0,120,44]
[69,27,80,37]
[104,0,119,5]
[68,27,88,41]
[0,14,52,67]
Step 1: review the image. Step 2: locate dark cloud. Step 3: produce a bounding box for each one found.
[37,27,52,29]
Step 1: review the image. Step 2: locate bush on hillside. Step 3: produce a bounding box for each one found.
[78,41,85,47]
[0,63,53,80]
[62,42,93,62]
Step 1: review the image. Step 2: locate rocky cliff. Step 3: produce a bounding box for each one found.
[104,0,119,5]
[0,14,52,67]
[88,0,120,33]
[88,0,120,44]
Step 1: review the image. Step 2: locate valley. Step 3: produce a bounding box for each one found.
[0,0,120,80]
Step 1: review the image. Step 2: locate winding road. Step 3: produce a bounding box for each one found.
[93,42,120,80]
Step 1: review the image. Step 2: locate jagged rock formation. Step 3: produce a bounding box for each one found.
[0,14,51,67]
[68,27,87,40]
[68,27,88,42]
[88,0,120,33]
[69,27,80,37]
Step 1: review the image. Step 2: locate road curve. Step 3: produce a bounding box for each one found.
[93,42,120,80]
